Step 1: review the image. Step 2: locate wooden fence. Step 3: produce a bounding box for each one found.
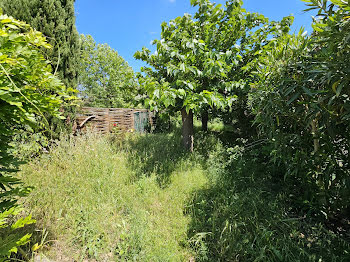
[75,107,153,134]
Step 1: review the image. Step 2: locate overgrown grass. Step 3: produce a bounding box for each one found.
[16,131,349,261]
[187,145,350,262]
[18,133,207,261]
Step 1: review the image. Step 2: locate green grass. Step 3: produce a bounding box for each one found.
[187,150,350,262]
[16,131,349,261]
[19,133,208,261]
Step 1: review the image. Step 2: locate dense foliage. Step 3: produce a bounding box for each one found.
[1,0,349,260]
[0,11,75,259]
[0,0,81,137]
[16,131,350,261]
[0,0,80,88]
[251,0,350,218]
[188,137,349,261]
[135,0,293,150]
[136,0,350,220]
[79,34,138,108]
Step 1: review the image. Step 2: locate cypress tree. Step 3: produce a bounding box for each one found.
[0,0,80,88]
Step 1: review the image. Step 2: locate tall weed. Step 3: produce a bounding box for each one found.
[19,132,207,261]
[187,146,350,261]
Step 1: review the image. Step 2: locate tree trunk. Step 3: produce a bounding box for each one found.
[201,110,208,132]
[181,108,194,152]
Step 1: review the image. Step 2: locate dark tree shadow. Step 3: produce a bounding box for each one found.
[185,152,350,262]
[123,131,188,187]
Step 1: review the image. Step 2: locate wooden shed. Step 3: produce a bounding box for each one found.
[75,107,153,134]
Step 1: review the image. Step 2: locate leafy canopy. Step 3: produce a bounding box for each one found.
[134,0,293,115]
[0,0,81,88]
[79,34,138,108]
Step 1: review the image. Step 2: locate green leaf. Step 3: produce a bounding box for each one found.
[154,89,160,99]
[331,80,340,94]
[302,87,314,96]
[180,63,186,72]
[11,215,36,229]
[312,24,324,32]
[335,82,344,97]
[287,92,300,105]
[177,88,186,97]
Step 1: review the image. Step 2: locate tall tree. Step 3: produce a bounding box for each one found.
[135,0,292,150]
[79,35,138,108]
[0,0,80,88]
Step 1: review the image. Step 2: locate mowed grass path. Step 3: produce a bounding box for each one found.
[19,133,208,261]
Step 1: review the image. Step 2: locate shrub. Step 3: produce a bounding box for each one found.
[251,0,350,218]
[0,10,75,259]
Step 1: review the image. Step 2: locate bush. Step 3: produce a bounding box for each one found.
[187,147,350,261]
[0,11,75,260]
[251,1,350,218]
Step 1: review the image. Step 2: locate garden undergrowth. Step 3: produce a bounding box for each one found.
[18,132,207,261]
[15,131,350,261]
[187,146,350,262]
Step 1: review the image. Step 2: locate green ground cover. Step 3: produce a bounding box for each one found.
[16,130,349,261]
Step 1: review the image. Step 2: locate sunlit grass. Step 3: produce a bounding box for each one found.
[19,133,208,261]
[17,131,349,261]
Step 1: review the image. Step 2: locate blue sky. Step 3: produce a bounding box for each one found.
[75,0,315,72]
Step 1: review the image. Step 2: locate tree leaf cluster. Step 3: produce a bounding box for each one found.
[79,35,139,108]
[135,0,294,147]
[0,0,80,89]
[251,0,350,217]
[0,11,76,259]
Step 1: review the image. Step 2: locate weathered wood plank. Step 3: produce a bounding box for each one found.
[76,107,153,134]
